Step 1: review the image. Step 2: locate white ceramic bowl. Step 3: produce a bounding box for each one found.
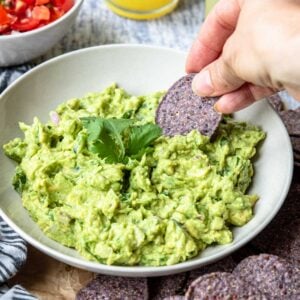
[0,45,294,277]
[0,0,83,67]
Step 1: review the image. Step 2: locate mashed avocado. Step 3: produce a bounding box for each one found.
[3,84,265,266]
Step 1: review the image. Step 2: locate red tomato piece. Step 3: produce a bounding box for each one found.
[23,0,35,5]
[8,13,18,24]
[52,0,63,7]
[32,5,50,21]
[35,0,50,5]
[0,5,10,25]
[61,0,73,13]
[0,24,10,34]
[0,0,73,34]
[14,0,28,14]
[11,17,40,31]
[52,0,73,12]
[50,6,63,21]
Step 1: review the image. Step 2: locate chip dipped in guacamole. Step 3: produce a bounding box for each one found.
[3,84,265,266]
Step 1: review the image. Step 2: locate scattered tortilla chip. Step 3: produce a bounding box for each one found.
[267,94,284,112]
[280,110,300,136]
[291,136,300,166]
[76,275,148,300]
[291,232,300,266]
[185,272,261,299]
[155,74,222,137]
[233,254,300,298]
[278,108,300,166]
[291,136,300,150]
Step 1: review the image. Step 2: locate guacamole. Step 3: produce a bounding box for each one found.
[3,84,265,266]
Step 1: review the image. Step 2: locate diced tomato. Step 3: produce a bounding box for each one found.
[35,0,50,5]
[14,0,28,14]
[32,5,50,20]
[23,0,35,5]
[0,0,73,34]
[0,24,10,33]
[53,0,73,12]
[63,0,73,12]
[52,0,63,7]
[50,6,63,21]
[11,17,39,31]
[8,13,18,23]
[0,5,10,25]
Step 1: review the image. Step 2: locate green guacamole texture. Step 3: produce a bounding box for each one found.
[3,84,265,266]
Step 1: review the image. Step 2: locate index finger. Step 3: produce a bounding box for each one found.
[186,0,242,73]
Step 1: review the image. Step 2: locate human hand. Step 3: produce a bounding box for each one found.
[186,0,300,113]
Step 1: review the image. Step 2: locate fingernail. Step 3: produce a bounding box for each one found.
[192,70,214,96]
[213,102,221,113]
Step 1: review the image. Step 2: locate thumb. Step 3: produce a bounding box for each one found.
[192,54,245,97]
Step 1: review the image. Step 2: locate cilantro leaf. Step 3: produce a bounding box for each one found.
[81,117,133,135]
[103,118,133,162]
[82,117,132,163]
[81,117,161,163]
[91,128,122,163]
[104,118,134,134]
[126,124,162,157]
[81,117,103,145]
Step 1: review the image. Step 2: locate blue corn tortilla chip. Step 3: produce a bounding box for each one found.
[185,272,263,300]
[267,94,284,112]
[155,74,222,137]
[233,254,300,299]
[279,109,300,166]
[280,109,300,136]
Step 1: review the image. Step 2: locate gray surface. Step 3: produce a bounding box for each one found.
[39,0,203,56]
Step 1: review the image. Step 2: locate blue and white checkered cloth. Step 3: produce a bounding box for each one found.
[0,67,37,299]
[0,218,36,300]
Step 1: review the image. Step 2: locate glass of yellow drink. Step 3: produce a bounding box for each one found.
[105,0,179,20]
[205,0,219,16]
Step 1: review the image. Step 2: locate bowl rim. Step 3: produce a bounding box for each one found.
[0,44,294,276]
[0,0,83,40]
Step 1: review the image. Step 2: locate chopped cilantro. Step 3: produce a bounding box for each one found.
[81,117,161,163]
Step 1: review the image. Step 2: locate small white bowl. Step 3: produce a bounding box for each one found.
[0,0,83,67]
[0,45,294,277]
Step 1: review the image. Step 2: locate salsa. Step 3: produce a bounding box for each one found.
[0,0,74,35]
